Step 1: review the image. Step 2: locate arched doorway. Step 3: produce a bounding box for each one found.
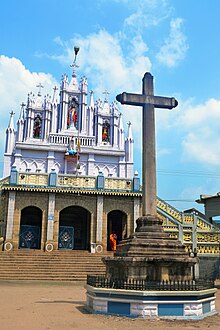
[19,206,42,249]
[58,206,90,250]
[107,210,127,251]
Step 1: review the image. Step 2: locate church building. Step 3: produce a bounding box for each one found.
[0,50,141,252]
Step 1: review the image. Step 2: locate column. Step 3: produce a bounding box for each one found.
[47,151,55,173]
[46,193,55,242]
[87,154,95,176]
[5,191,16,240]
[96,196,103,243]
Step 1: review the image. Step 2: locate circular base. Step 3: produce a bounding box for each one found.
[4,242,13,251]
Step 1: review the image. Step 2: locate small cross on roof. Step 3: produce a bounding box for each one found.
[36,83,44,96]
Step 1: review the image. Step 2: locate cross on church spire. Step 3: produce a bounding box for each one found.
[36,83,44,96]
[103,89,109,101]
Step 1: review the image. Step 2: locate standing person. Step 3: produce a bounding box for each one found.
[109,233,117,251]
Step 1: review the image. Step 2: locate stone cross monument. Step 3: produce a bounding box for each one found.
[116,72,178,217]
[103,72,197,282]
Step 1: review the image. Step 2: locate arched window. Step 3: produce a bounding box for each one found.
[102,120,110,143]
[33,115,42,138]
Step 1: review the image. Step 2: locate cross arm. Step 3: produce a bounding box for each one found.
[116,92,178,109]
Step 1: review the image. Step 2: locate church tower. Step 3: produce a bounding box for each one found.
[3,47,134,178]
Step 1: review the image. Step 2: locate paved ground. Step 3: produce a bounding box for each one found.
[0,280,219,330]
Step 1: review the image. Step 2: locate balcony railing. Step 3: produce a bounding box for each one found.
[49,134,95,147]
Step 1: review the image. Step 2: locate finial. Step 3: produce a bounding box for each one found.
[36,83,44,96]
[20,102,26,109]
[127,121,131,126]
[10,110,15,116]
[70,46,80,77]
[103,89,109,102]
[74,46,80,61]
[52,86,58,103]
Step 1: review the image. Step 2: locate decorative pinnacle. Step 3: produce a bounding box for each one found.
[52,86,58,103]
[20,102,26,109]
[74,46,80,61]
[70,46,80,77]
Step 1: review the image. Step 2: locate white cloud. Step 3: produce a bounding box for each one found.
[172,98,220,165]
[179,98,220,128]
[156,18,188,67]
[113,0,172,33]
[158,147,172,157]
[153,96,220,167]
[0,56,58,118]
[182,131,220,166]
[0,55,58,161]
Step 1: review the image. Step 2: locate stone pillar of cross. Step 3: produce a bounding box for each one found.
[116,72,178,217]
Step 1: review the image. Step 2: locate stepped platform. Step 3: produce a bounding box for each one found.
[0,250,109,281]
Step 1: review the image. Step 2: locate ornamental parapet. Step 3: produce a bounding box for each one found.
[0,170,140,194]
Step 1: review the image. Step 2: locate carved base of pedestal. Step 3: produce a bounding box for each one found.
[103,257,193,281]
[103,215,197,282]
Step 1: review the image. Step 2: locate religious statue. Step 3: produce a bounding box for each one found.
[67,99,78,129]
[102,121,110,143]
[33,116,41,138]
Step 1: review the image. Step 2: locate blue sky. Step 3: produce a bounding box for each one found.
[1,0,220,213]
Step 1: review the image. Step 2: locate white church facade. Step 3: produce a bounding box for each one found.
[0,52,141,252]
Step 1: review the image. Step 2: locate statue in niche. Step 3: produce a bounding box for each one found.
[33,116,42,138]
[102,120,110,143]
[67,98,78,129]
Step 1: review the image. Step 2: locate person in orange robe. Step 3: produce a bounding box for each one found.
[109,233,117,251]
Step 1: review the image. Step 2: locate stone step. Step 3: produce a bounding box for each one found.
[0,258,105,264]
[0,266,105,270]
[0,266,104,270]
[0,250,108,281]
[0,254,109,259]
[0,276,88,281]
[0,271,104,276]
